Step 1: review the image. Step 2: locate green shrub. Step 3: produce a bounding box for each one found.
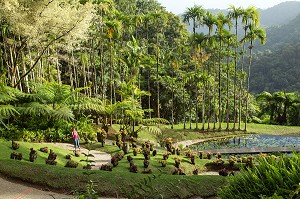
[218,153,300,199]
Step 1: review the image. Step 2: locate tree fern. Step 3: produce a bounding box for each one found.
[0,105,18,118]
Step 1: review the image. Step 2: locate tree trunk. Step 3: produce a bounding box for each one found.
[244,41,253,132]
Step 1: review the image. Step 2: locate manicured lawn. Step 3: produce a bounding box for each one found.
[0,140,84,167]
[0,139,227,198]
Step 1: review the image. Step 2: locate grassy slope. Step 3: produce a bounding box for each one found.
[0,140,226,198]
[0,140,84,167]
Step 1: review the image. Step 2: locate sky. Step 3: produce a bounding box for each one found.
[156,0,300,14]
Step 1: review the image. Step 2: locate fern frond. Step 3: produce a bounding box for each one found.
[17,102,51,116]
[142,118,170,125]
[53,106,74,121]
[0,105,18,118]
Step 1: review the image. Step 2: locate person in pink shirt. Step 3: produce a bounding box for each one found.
[71,128,80,151]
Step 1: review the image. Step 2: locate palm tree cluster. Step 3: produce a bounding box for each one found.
[0,0,269,140]
[256,91,300,126]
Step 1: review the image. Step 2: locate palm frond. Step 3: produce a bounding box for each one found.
[0,105,18,118]
[53,106,74,121]
[17,102,52,116]
[71,96,104,112]
[142,118,170,125]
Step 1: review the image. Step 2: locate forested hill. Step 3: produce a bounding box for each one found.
[250,13,300,93]
[259,1,300,27]
[183,1,300,33]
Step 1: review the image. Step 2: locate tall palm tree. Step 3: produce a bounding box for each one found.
[105,19,123,125]
[150,11,167,118]
[242,23,266,131]
[203,11,217,131]
[227,5,243,131]
[216,13,232,131]
[238,6,260,130]
[183,5,205,130]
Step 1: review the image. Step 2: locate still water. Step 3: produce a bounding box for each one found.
[189,134,300,151]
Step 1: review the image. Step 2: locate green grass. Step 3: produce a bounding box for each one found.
[123,123,300,143]
[0,141,84,167]
[0,140,227,198]
[246,123,300,135]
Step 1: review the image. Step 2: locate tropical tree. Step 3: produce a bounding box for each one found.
[242,23,266,130]
[227,5,244,131]
[215,13,232,131]
[183,5,205,129]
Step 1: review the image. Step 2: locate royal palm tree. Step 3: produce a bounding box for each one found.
[183,5,205,129]
[203,11,217,131]
[216,13,232,131]
[227,5,243,131]
[238,6,260,130]
[242,23,266,131]
[105,19,123,125]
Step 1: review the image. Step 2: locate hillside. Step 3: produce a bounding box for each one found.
[250,14,300,93]
[260,1,300,27]
[183,1,300,33]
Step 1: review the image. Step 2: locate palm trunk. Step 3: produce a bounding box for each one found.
[218,39,222,131]
[232,19,238,131]
[244,40,253,131]
[226,44,230,131]
[156,35,160,118]
[239,25,248,131]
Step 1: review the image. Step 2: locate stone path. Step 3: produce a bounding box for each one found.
[48,143,111,170]
[0,174,69,199]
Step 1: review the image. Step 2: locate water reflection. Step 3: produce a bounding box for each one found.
[189,135,300,151]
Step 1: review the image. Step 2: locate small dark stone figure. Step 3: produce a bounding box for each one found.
[129,165,138,173]
[127,155,133,162]
[47,149,57,161]
[152,150,157,156]
[10,152,22,160]
[46,149,57,165]
[40,147,48,153]
[219,168,228,176]
[100,164,113,171]
[12,140,20,150]
[29,148,37,162]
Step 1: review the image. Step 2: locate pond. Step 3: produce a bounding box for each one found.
[189,134,300,151]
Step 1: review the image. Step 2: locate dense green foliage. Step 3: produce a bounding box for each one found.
[0,0,270,138]
[251,13,300,93]
[256,91,300,126]
[218,153,300,198]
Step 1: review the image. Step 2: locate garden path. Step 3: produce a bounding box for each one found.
[48,143,111,170]
[173,139,205,149]
[0,174,69,199]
